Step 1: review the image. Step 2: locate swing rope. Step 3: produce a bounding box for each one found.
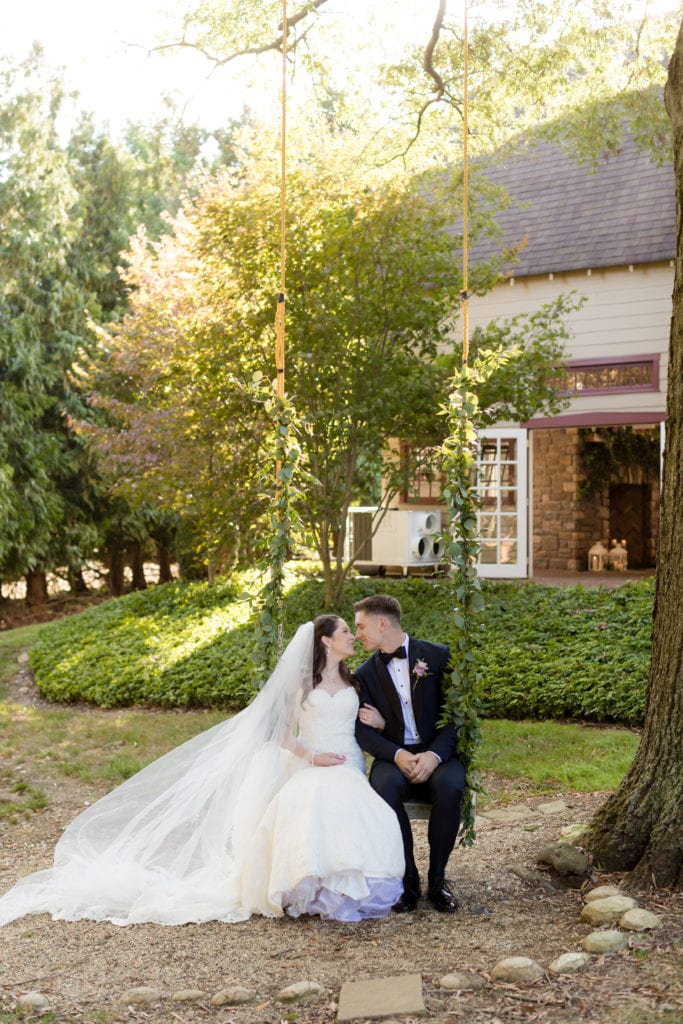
[275,0,287,398]
[461,0,469,368]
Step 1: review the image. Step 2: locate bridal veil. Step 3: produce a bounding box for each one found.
[0,623,315,926]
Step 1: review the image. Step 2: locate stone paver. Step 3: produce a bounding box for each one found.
[337,974,425,1021]
[211,986,256,1006]
[479,805,541,824]
[548,951,592,974]
[537,800,569,815]
[559,823,588,843]
[171,989,205,1002]
[276,981,325,1004]
[490,957,545,984]
[17,993,51,1011]
[121,987,161,1005]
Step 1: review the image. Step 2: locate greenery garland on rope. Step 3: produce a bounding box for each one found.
[250,379,305,682]
[439,348,519,845]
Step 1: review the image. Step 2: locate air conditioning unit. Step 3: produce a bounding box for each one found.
[347,507,442,574]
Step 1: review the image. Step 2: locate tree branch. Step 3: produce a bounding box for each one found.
[149,0,330,69]
[424,0,448,101]
[378,0,454,165]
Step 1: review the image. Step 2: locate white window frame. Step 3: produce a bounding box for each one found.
[475,428,528,579]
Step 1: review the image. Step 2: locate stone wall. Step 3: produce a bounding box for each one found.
[531,427,660,571]
[532,428,589,571]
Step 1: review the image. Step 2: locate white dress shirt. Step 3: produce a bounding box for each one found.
[384,633,421,745]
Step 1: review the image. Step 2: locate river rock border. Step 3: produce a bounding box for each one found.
[9,851,668,1019]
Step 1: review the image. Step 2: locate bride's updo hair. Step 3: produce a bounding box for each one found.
[312,614,355,689]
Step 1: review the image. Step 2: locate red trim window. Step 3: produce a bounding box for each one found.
[399,444,444,504]
[550,355,660,396]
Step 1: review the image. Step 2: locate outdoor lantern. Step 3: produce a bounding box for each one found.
[588,541,608,571]
[608,538,628,571]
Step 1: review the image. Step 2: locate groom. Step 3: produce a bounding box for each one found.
[353,594,465,913]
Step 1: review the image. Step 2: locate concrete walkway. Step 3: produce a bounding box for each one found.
[530,568,655,589]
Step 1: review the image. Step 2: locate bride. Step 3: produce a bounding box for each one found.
[0,615,404,926]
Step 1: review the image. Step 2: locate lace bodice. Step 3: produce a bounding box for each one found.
[297,686,366,773]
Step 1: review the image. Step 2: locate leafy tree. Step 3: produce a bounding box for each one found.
[66,114,139,321]
[66,110,242,590]
[154,1,678,171]
[0,47,240,600]
[122,110,240,241]
[90,127,578,604]
[85,198,274,579]
[0,50,96,600]
[374,0,675,162]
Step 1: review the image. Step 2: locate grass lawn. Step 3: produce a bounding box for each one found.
[1,702,639,796]
[479,718,639,804]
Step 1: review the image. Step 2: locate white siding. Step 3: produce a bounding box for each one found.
[461,262,671,421]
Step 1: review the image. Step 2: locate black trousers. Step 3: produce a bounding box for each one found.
[370,751,465,893]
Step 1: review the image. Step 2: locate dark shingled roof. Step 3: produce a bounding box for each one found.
[468,132,675,277]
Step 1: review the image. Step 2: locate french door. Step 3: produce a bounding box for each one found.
[475,428,528,578]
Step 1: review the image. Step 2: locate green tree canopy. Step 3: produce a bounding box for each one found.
[0,48,239,595]
[90,126,578,602]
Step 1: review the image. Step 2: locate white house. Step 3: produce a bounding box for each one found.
[350,130,673,578]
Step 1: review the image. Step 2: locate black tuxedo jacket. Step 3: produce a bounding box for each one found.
[354,638,458,764]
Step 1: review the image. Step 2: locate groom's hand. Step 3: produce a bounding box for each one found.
[406,751,439,784]
[395,749,419,779]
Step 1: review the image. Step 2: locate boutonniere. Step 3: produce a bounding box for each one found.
[412,660,429,692]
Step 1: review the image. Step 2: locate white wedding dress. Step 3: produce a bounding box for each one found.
[240,686,403,920]
[0,624,403,927]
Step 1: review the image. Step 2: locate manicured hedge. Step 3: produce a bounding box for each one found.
[29,569,653,724]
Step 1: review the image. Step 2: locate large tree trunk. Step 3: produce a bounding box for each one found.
[68,566,90,596]
[584,32,683,890]
[25,569,48,607]
[129,542,147,591]
[106,547,126,597]
[156,543,173,584]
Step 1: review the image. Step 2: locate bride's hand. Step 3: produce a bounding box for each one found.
[358,703,385,731]
[311,752,347,767]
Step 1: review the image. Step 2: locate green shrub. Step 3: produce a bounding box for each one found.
[29,569,653,724]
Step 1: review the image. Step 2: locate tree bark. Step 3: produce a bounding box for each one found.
[68,566,90,595]
[156,543,173,584]
[584,28,683,890]
[106,547,125,597]
[129,542,148,591]
[25,569,48,607]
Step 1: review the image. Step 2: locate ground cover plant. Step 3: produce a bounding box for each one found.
[27,570,653,725]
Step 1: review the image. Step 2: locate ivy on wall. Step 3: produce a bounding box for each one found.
[578,426,660,499]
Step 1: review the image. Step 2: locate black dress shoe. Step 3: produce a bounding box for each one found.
[391,891,419,913]
[427,882,459,913]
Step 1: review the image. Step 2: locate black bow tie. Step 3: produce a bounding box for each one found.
[379,645,407,665]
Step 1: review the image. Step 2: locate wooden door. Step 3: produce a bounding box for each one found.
[609,484,650,568]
